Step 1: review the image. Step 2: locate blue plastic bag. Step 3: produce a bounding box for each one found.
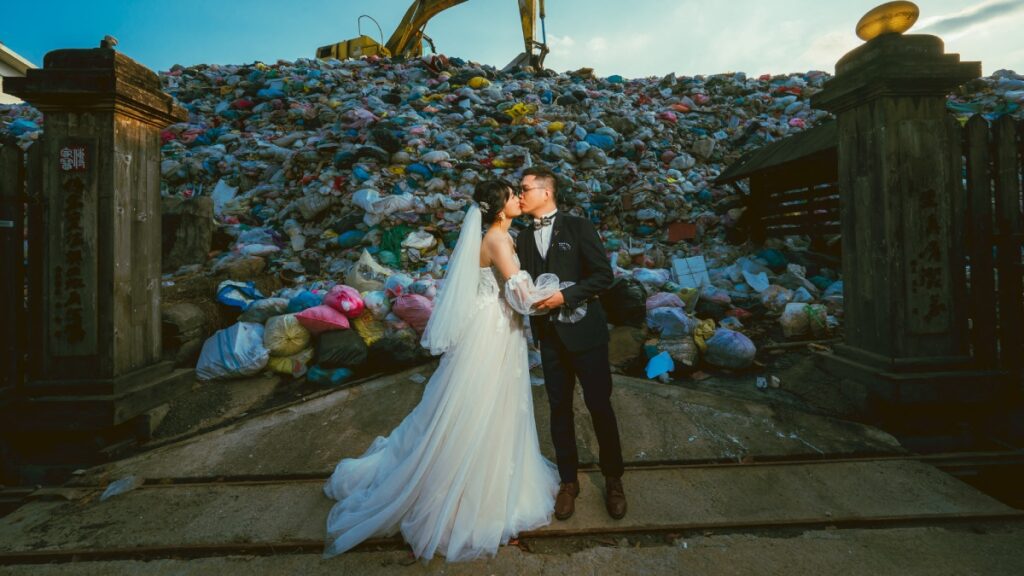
[307,365,354,386]
[645,351,674,379]
[216,280,264,310]
[287,290,322,314]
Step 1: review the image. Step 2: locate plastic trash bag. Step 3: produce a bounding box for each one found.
[367,330,427,369]
[384,273,416,300]
[660,337,699,367]
[315,329,369,368]
[307,366,355,386]
[392,293,433,335]
[601,279,648,327]
[646,351,675,379]
[647,307,696,338]
[211,179,238,216]
[100,475,143,501]
[346,250,394,292]
[408,278,438,300]
[759,285,794,313]
[361,291,391,320]
[742,270,770,293]
[267,347,314,378]
[216,280,264,310]
[632,267,672,291]
[646,292,686,312]
[352,311,386,346]
[295,305,351,335]
[704,328,757,369]
[238,298,289,324]
[264,314,312,357]
[324,285,366,318]
[286,290,323,314]
[197,322,270,381]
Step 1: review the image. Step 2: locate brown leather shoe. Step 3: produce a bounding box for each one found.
[605,477,627,519]
[554,481,579,520]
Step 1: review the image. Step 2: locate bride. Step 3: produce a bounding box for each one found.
[323,180,560,561]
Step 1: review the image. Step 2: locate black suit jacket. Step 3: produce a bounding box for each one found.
[516,213,613,352]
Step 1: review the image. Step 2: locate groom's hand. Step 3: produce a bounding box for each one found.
[536,290,565,311]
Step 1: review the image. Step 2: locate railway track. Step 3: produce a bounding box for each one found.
[1,449,1022,565]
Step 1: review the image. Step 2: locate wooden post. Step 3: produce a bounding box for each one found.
[0,139,24,407]
[964,116,996,369]
[992,117,1023,374]
[811,33,1003,409]
[3,48,190,481]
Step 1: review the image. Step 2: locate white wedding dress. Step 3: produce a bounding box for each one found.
[323,261,560,562]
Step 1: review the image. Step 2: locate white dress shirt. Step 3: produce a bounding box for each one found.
[533,209,558,260]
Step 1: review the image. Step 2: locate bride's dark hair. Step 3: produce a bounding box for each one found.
[473,179,513,224]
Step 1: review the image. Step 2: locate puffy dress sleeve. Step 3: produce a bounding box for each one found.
[503,272,587,323]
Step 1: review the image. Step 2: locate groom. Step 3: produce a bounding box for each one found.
[516,166,626,520]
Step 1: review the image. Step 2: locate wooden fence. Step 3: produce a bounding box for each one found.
[0,139,41,409]
[963,115,1024,374]
[731,113,1022,376]
[756,181,841,240]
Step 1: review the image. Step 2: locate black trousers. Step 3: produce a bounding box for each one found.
[539,329,624,484]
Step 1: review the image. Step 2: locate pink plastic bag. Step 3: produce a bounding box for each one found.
[392,294,433,335]
[324,285,365,319]
[295,305,351,335]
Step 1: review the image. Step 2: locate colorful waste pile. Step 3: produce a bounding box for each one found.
[3,56,1021,382]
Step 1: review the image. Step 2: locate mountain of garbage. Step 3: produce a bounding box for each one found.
[3,54,1021,383]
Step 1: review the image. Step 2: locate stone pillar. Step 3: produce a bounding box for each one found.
[4,48,191,480]
[811,34,997,409]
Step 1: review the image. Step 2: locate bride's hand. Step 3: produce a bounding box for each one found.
[535,290,564,311]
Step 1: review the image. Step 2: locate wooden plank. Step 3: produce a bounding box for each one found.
[127,119,146,372]
[767,182,839,199]
[755,149,838,195]
[96,116,116,378]
[111,119,134,377]
[147,128,163,364]
[0,140,24,396]
[947,117,971,357]
[764,223,842,237]
[761,212,841,227]
[748,175,768,244]
[963,115,996,368]
[992,116,1023,371]
[760,201,841,218]
[764,190,840,206]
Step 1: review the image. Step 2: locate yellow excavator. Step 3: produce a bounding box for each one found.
[315,0,549,71]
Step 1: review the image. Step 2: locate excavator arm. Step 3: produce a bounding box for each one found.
[316,0,548,70]
[385,0,468,59]
[509,0,548,70]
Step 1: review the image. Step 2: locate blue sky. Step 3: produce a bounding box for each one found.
[2,0,1021,77]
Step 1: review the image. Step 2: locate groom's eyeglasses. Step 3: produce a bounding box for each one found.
[520,186,546,195]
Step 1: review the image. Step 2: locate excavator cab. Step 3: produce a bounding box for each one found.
[315,0,548,71]
[315,35,390,60]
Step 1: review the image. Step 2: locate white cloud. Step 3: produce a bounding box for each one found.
[586,37,609,53]
[537,0,1022,78]
[919,0,1024,40]
[799,30,859,73]
[547,34,575,48]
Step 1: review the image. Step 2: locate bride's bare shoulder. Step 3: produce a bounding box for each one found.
[482,229,510,249]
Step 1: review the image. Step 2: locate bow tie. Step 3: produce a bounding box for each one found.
[533,215,555,230]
